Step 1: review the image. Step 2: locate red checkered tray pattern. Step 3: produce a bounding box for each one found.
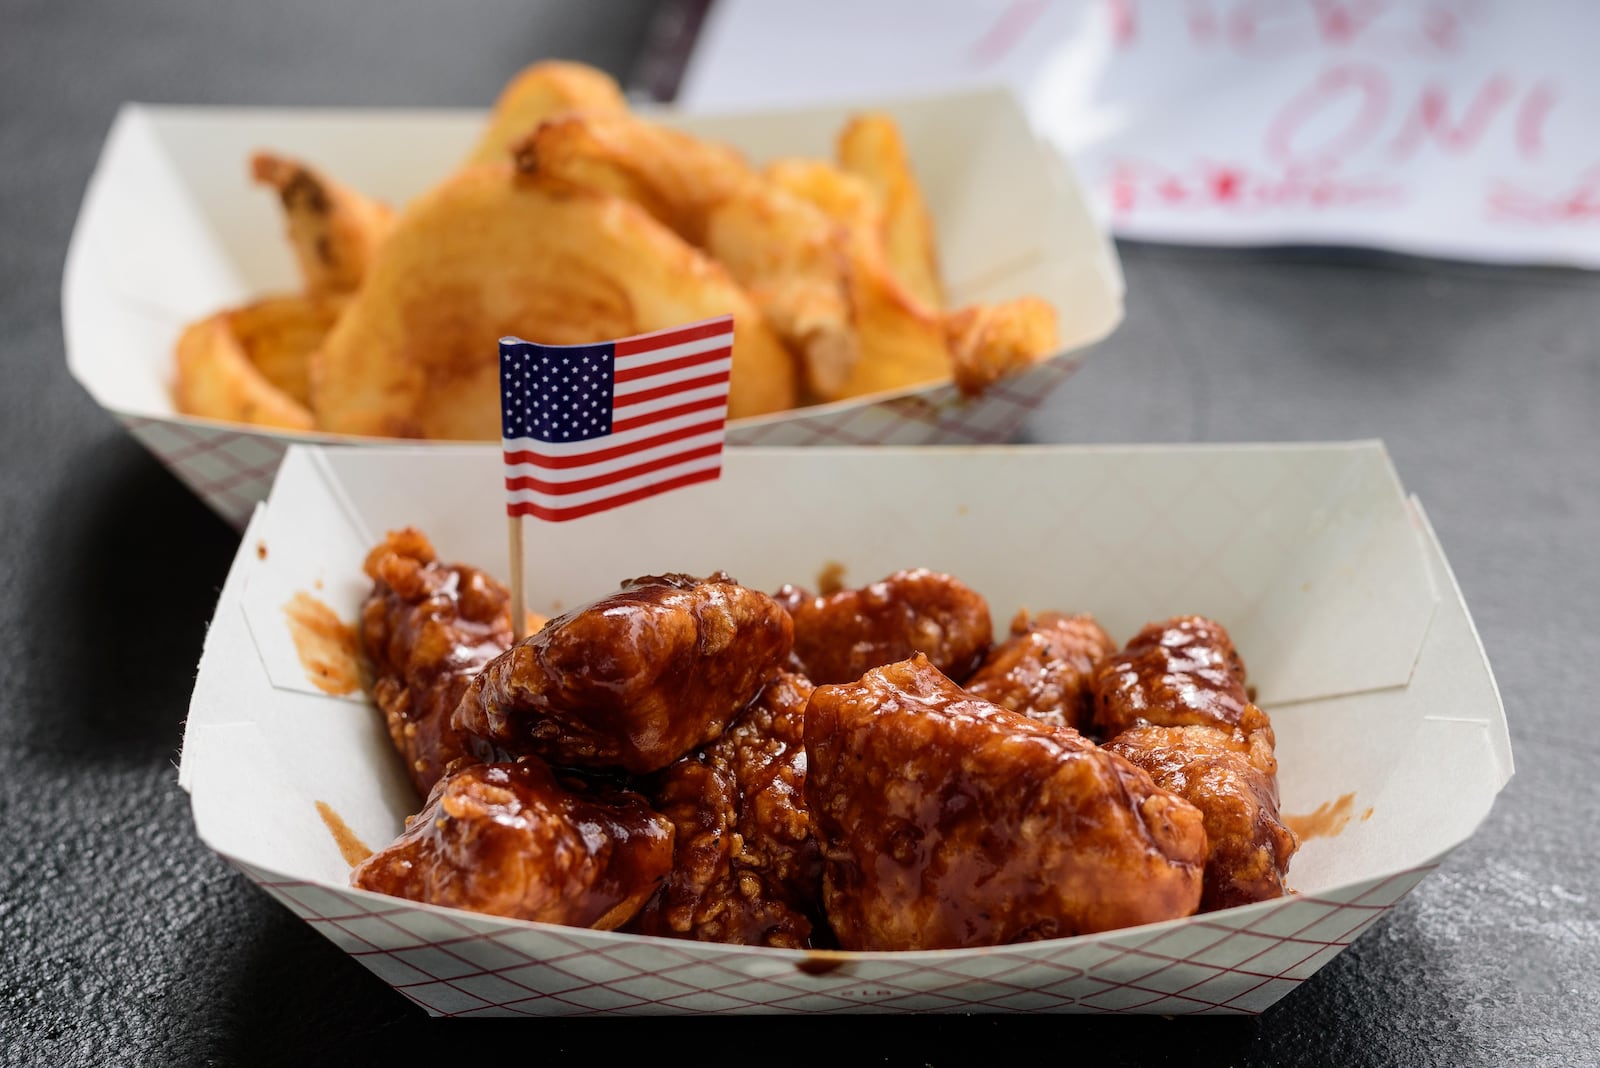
[123,354,1086,529]
[233,855,1437,1017]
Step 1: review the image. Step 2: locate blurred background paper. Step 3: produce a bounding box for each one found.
[674,0,1600,266]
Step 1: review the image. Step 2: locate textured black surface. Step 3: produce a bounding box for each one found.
[2,2,1596,1064]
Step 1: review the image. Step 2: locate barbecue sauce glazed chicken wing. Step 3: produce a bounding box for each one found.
[1105,725,1297,910]
[964,610,1117,733]
[1091,616,1298,908]
[777,568,992,686]
[360,529,515,797]
[804,655,1207,950]
[1091,615,1270,740]
[453,572,793,774]
[629,671,824,947]
[351,759,673,927]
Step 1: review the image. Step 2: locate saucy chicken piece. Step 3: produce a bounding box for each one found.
[1105,725,1299,910]
[351,759,673,928]
[805,655,1207,950]
[630,671,823,948]
[964,610,1117,733]
[778,568,992,686]
[453,573,793,774]
[1091,616,1272,740]
[360,529,515,797]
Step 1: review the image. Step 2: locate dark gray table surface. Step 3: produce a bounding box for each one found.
[3,2,1596,1064]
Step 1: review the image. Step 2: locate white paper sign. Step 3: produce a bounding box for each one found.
[679,0,1600,266]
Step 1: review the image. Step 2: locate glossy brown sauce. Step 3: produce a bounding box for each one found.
[1284,792,1358,841]
[283,592,363,695]
[796,953,848,975]
[316,800,373,866]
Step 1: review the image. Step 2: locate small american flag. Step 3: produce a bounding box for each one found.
[499,316,733,522]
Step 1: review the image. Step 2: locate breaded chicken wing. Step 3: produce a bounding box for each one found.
[778,568,992,685]
[173,303,318,432]
[1091,616,1272,740]
[630,671,822,948]
[308,166,797,439]
[1106,725,1298,910]
[943,296,1061,397]
[965,610,1117,733]
[465,60,628,167]
[805,655,1207,950]
[251,151,392,296]
[351,759,672,928]
[453,573,793,774]
[837,113,944,310]
[359,529,515,797]
[515,113,861,400]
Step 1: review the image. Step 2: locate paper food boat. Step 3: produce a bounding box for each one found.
[63,87,1124,529]
[178,442,1509,1017]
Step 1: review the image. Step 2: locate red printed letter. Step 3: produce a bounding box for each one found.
[1265,64,1390,167]
[1388,77,1515,160]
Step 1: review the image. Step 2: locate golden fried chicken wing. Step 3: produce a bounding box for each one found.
[702,184,859,400]
[943,296,1061,397]
[763,158,880,236]
[837,113,944,310]
[512,110,749,242]
[830,245,951,401]
[465,59,628,167]
[173,304,316,431]
[630,671,823,948]
[779,568,992,685]
[250,151,392,296]
[351,759,672,929]
[805,655,1207,950]
[515,113,860,400]
[359,529,515,796]
[965,610,1117,733]
[1106,725,1299,910]
[308,165,797,438]
[453,573,793,774]
[764,154,954,402]
[1091,615,1272,740]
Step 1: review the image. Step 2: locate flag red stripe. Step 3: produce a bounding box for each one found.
[613,370,730,409]
[504,443,724,496]
[506,466,722,522]
[612,345,731,383]
[503,418,725,469]
[613,320,732,357]
[610,394,728,435]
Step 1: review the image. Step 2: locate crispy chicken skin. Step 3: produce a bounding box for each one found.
[465,60,628,168]
[965,610,1117,733]
[308,166,797,439]
[1105,725,1299,910]
[515,111,863,401]
[805,655,1207,951]
[360,529,514,797]
[836,113,944,311]
[351,760,672,928]
[250,151,392,296]
[630,671,823,948]
[1091,615,1272,740]
[453,573,793,774]
[778,568,992,686]
[943,296,1061,398]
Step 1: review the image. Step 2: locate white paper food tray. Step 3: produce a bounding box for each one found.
[63,87,1125,529]
[178,442,1510,1017]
